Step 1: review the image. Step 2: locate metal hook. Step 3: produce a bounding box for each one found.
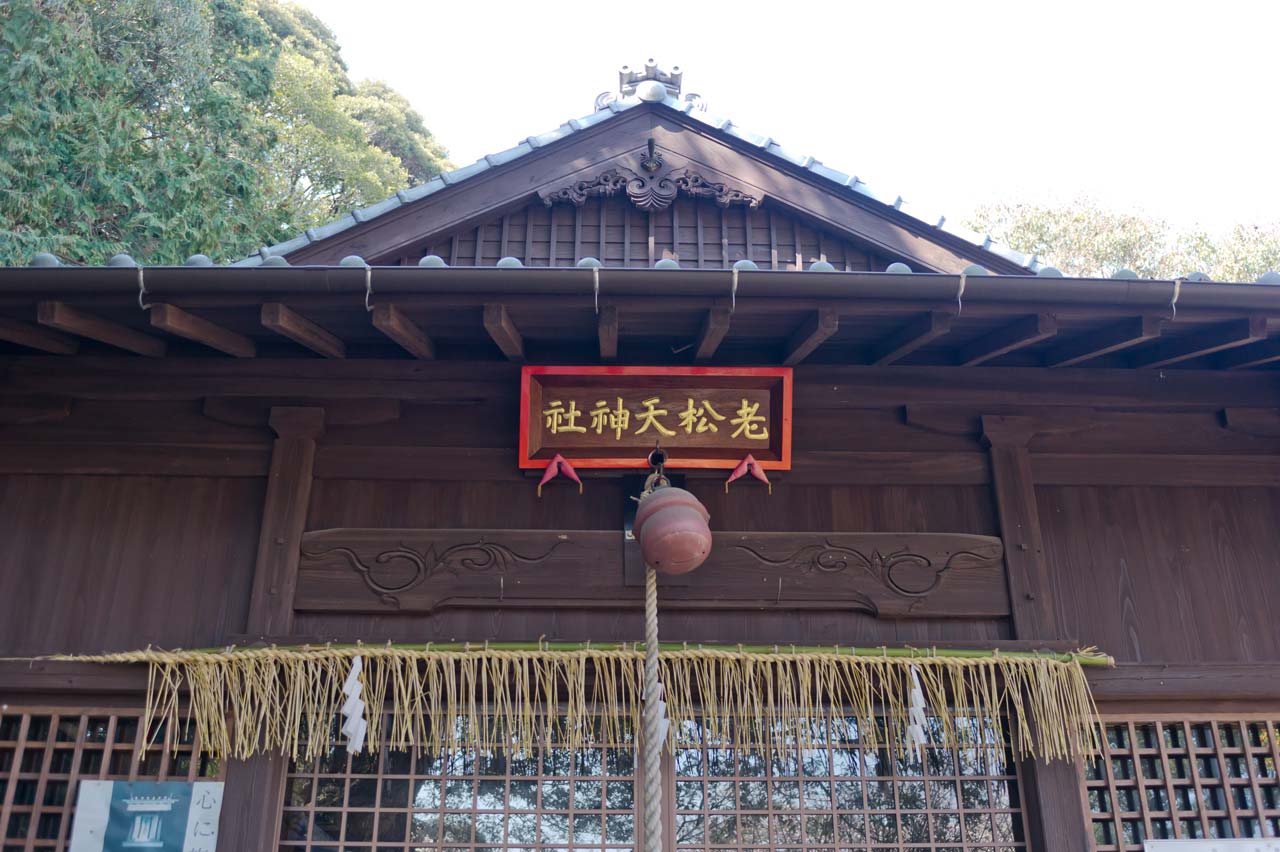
[1170,277,1183,321]
[136,267,151,311]
[364,267,374,312]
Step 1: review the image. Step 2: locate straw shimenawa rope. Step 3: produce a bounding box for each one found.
[50,644,1106,763]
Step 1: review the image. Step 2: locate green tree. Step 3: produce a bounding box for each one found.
[343,81,450,184]
[968,199,1280,282]
[260,47,409,229]
[0,0,280,263]
[0,0,449,266]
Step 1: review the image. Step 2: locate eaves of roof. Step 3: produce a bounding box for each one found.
[234,94,1041,272]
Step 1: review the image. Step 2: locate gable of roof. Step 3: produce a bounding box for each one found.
[237,91,1038,274]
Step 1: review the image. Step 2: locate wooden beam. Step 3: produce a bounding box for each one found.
[597,304,618,361]
[782,307,838,365]
[0,316,79,354]
[149,303,255,357]
[694,306,731,360]
[371,302,434,359]
[37,301,165,357]
[261,302,345,358]
[1032,453,1280,487]
[956,314,1057,366]
[1217,336,1280,370]
[1042,315,1163,367]
[1130,316,1267,368]
[1088,663,1280,702]
[483,303,524,360]
[870,311,952,365]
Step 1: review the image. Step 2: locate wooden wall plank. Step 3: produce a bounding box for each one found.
[0,473,263,655]
[1039,482,1280,663]
[0,443,269,476]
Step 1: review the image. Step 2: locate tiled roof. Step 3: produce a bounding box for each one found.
[235,94,1041,271]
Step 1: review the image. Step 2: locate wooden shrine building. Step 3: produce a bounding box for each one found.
[2,62,1279,852]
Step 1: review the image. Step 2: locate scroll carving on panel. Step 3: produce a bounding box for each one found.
[295,528,1007,619]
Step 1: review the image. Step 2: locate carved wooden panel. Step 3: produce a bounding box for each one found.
[295,528,1007,619]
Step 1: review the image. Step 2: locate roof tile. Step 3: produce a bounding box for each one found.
[241,92,1034,270]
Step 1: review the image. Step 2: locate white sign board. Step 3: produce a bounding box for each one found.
[69,781,223,852]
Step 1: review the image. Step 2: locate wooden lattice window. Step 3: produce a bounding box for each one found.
[279,718,637,850]
[277,712,1026,852]
[0,707,222,852]
[673,715,1026,851]
[1085,717,1280,849]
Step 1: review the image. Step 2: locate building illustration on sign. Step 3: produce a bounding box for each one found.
[121,793,178,847]
[68,781,223,852]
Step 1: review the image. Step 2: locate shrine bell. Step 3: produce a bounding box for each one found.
[632,481,712,575]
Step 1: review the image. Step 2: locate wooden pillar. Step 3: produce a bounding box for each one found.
[982,414,1091,852]
[981,416,1058,638]
[220,406,324,847]
[245,406,325,636]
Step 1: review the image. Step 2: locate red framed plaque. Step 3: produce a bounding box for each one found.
[519,366,792,470]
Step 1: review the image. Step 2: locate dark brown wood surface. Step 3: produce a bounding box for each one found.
[0,473,263,655]
[294,527,1007,618]
[1039,483,1280,663]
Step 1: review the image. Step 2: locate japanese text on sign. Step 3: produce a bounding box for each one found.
[543,396,770,441]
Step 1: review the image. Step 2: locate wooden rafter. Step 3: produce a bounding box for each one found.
[1218,337,1280,370]
[597,305,618,361]
[483,304,524,361]
[956,314,1057,366]
[694,307,731,361]
[870,311,952,366]
[1130,317,1267,368]
[1042,316,1164,368]
[782,308,839,366]
[37,301,165,357]
[261,303,345,359]
[371,303,435,360]
[150,303,255,358]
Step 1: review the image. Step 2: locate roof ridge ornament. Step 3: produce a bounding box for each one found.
[595,59,707,113]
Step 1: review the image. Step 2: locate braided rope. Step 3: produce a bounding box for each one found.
[642,565,663,852]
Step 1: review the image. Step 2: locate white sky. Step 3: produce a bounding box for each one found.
[300,0,1279,233]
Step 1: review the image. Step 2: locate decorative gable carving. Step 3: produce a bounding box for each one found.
[541,138,759,213]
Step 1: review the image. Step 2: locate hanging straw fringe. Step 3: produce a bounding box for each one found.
[49,644,1106,764]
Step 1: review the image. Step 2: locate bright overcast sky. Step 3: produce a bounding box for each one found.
[300,0,1277,233]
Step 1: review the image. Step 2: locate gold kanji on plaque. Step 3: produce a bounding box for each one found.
[729,399,769,440]
[543,400,586,434]
[589,397,631,440]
